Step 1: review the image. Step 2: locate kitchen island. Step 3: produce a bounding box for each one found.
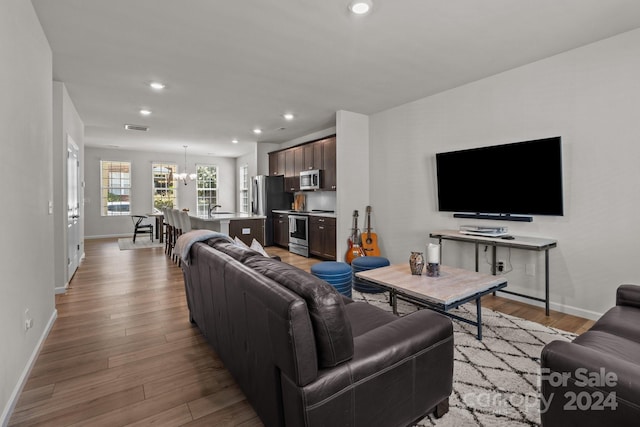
[189,213,266,246]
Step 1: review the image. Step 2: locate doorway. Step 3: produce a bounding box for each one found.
[67,136,81,280]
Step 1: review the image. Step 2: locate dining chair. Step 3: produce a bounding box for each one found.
[131,215,153,243]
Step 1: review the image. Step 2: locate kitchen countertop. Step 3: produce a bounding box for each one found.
[191,213,266,221]
[272,210,337,218]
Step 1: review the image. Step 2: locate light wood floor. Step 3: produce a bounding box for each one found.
[9,239,595,426]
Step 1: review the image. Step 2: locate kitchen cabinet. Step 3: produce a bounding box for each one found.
[229,219,265,246]
[285,149,298,192]
[312,141,323,170]
[268,134,336,192]
[268,151,286,176]
[322,137,337,191]
[269,152,278,176]
[309,216,336,260]
[303,143,323,170]
[273,213,289,247]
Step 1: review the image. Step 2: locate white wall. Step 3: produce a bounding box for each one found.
[84,147,237,238]
[0,0,56,423]
[336,111,370,262]
[369,28,640,319]
[257,142,280,176]
[52,82,84,292]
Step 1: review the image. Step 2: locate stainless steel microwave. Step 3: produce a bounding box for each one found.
[300,169,321,191]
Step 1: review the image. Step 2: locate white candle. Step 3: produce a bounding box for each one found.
[427,243,440,264]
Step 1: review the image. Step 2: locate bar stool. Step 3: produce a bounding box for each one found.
[165,209,177,261]
[162,208,172,255]
[169,209,182,263]
[175,211,192,266]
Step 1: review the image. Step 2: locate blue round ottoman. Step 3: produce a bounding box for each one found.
[351,256,390,293]
[311,261,352,297]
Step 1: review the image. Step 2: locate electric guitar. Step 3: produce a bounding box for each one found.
[361,206,381,256]
[345,210,365,264]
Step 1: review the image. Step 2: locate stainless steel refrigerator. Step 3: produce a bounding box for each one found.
[252,175,293,246]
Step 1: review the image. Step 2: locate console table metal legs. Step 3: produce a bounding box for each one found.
[438,237,552,316]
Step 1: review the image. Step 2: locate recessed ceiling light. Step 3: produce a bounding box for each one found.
[348,0,372,15]
[139,109,152,116]
[253,128,262,134]
[283,113,294,121]
[232,139,239,144]
[149,82,165,90]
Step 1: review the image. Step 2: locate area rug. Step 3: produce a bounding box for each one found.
[351,290,576,427]
[117,238,164,250]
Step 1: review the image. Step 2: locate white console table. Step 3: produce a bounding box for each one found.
[429,230,557,315]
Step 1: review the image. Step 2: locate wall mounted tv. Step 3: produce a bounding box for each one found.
[435,137,563,221]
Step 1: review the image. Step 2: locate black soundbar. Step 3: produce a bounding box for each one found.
[453,213,533,222]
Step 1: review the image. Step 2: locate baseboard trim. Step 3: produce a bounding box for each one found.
[55,284,68,295]
[85,234,130,240]
[496,290,603,321]
[1,309,58,427]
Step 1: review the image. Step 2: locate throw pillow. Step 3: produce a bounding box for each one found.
[250,238,269,257]
[234,236,249,248]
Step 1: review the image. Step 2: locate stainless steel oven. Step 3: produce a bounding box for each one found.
[288,214,309,257]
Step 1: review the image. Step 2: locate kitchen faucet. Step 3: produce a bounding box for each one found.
[208,203,222,216]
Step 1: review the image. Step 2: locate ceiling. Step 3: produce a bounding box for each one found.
[31,0,640,157]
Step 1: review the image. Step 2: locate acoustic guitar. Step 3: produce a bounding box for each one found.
[361,206,381,256]
[345,210,365,264]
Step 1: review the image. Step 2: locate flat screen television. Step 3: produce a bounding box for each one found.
[435,137,563,219]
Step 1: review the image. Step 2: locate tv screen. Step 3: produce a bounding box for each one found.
[435,137,563,217]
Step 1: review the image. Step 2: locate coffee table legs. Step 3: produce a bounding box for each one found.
[476,297,482,340]
[391,290,398,315]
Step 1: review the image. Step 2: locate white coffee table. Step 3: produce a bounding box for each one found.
[355,264,507,340]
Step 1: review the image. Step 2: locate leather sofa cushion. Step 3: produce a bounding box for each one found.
[573,330,640,365]
[343,301,397,337]
[243,255,354,368]
[589,305,640,344]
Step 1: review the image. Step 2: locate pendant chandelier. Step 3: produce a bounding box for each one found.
[176,145,197,185]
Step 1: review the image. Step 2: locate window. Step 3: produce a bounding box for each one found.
[196,164,218,216]
[152,162,177,213]
[101,161,131,216]
[239,164,249,213]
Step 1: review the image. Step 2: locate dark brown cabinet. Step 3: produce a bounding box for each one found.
[284,149,297,192]
[269,151,286,176]
[272,213,289,247]
[312,142,323,170]
[268,134,336,192]
[303,143,323,170]
[322,137,337,191]
[229,219,265,246]
[269,153,278,176]
[309,216,336,260]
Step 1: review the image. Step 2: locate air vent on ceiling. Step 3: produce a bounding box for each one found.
[124,124,149,132]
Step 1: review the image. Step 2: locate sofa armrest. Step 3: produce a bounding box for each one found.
[300,309,453,406]
[541,340,640,426]
[349,309,453,380]
[282,309,453,427]
[616,284,640,309]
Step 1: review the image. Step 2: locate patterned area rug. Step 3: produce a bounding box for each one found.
[352,290,575,427]
[117,238,164,250]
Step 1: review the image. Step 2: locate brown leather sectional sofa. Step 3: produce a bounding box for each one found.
[180,236,454,427]
[541,284,640,426]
